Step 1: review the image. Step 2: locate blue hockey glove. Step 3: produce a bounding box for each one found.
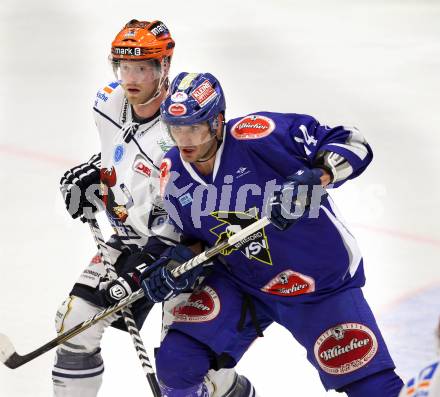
[267,167,324,231]
[140,244,204,303]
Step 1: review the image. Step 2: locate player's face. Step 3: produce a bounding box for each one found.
[169,123,216,162]
[118,60,162,105]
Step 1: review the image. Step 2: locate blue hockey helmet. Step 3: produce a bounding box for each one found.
[160,72,226,133]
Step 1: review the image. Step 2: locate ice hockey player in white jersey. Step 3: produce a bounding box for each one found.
[398,319,440,396]
[57,19,257,397]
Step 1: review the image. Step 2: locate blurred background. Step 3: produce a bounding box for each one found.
[0,0,439,395]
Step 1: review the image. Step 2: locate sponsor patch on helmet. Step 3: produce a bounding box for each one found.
[178,73,199,90]
[261,270,315,296]
[314,323,378,375]
[171,92,188,103]
[113,47,142,57]
[149,21,169,38]
[191,80,217,107]
[159,158,172,197]
[124,29,136,39]
[231,115,276,140]
[172,286,220,322]
[168,103,187,116]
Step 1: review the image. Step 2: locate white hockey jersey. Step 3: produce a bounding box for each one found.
[93,81,179,248]
[399,361,440,397]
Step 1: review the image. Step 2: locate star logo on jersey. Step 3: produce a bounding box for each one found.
[209,208,272,266]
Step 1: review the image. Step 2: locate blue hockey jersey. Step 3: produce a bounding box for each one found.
[161,112,373,300]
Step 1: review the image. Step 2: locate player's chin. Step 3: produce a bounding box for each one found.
[125,91,150,105]
[180,147,198,162]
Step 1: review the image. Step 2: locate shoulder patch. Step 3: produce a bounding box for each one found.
[231,115,276,140]
[160,158,172,197]
[94,81,122,110]
[103,81,120,94]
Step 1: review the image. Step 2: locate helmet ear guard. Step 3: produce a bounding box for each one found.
[208,112,225,137]
[210,117,219,132]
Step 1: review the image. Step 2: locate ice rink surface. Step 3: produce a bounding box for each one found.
[0,0,439,395]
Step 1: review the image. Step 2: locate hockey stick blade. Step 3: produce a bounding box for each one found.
[0,289,145,369]
[0,333,20,369]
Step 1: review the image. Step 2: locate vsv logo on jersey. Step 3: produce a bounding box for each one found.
[209,208,272,266]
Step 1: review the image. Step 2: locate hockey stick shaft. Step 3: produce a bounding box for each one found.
[0,216,270,369]
[87,215,161,397]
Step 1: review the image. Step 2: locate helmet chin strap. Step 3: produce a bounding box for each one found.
[126,58,169,107]
[138,75,169,107]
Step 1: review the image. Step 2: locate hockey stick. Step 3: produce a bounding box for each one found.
[86,214,161,397]
[0,216,270,370]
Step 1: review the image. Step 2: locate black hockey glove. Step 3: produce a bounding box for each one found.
[103,251,158,305]
[60,153,102,222]
[140,244,204,303]
[103,237,171,306]
[267,167,325,231]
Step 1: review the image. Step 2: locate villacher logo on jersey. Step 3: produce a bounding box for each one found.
[172,286,220,323]
[261,270,315,297]
[314,323,378,375]
[231,115,276,140]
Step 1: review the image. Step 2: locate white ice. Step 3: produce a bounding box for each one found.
[0,0,439,396]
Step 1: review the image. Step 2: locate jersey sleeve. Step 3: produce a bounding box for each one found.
[290,114,373,186]
[229,112,373,187]
[92,82,124,143]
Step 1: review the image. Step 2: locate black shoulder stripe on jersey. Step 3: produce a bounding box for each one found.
[93,107,122,129]
[131,137,160,171]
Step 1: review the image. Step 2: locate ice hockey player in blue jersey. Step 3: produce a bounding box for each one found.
[137,72,405,396]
